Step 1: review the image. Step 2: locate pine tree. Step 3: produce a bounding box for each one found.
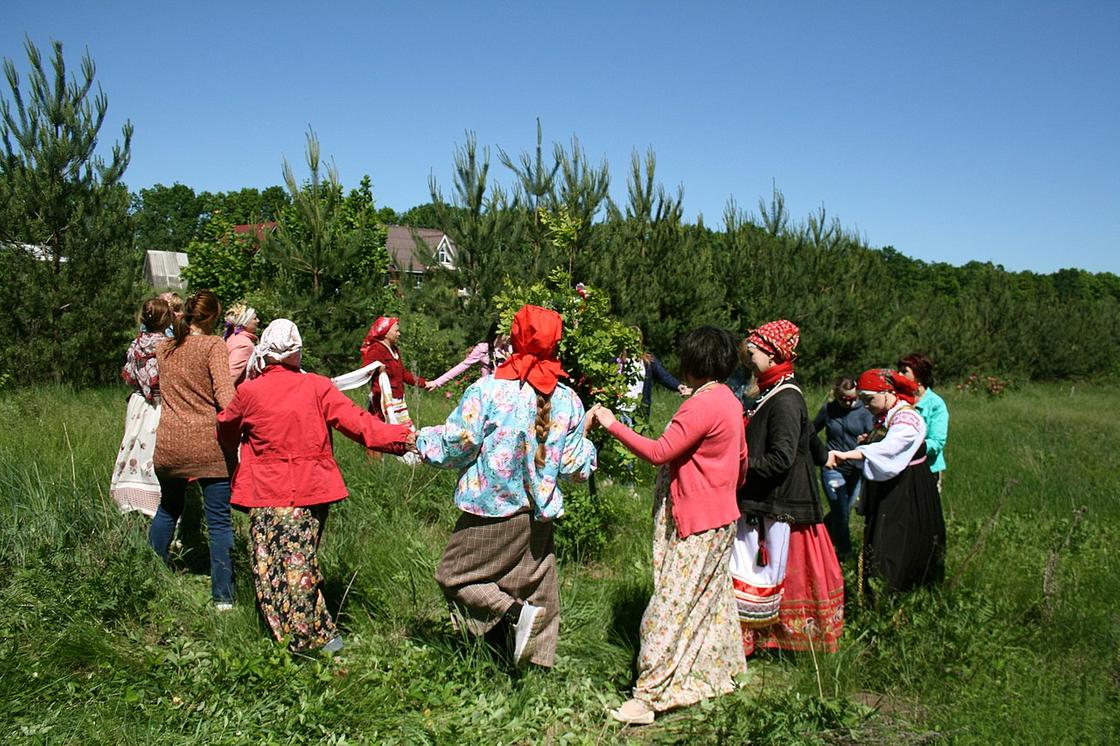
[0,37,139,384]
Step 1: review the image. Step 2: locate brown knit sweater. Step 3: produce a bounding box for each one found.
[154,335,236,478]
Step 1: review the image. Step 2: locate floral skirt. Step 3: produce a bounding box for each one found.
[633,468,746,712]
[109,392,162,517]
[249,505,338,652]
[739,522,844,656]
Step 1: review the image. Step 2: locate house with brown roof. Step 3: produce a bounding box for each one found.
[385,225,457,287]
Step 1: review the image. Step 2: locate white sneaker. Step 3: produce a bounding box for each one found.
[214,602,234,612]
[512,603,543,665]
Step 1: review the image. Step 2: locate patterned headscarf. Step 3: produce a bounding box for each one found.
[247,319,303,379]
[857,368,918,405]
[745,319,800,362]
[493,305,568,396]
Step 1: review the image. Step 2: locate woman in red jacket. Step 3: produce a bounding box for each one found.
[359,316,428,421]
[217,319,415,653]
[589,326,747,725]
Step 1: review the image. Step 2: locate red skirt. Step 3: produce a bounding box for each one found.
[741,522,844,655]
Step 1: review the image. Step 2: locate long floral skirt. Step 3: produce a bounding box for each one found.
[633,469,746,712]
[249,505,338,652]
[109,392,162,517]
[738,522,844,656]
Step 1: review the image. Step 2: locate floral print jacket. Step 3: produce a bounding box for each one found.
[416,377,597,521]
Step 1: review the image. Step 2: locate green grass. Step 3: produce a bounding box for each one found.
[1,383,1118,743]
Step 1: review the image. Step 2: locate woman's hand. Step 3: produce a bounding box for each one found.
[593,405,618,430]
[827,449,862,468]
[677,384,692,397]
[583,406,598,434]
[424,381,439,392]
[404,432,418,454]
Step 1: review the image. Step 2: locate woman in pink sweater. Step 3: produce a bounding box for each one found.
[590,326,747,725]
[224,303,259,387]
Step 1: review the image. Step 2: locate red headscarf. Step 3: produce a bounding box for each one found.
[857,368,918,405]
[746,319,800,362]
[493,305,568,396]
[360,316,399,357]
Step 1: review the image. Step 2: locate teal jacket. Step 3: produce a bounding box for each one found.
[914,388,949,473]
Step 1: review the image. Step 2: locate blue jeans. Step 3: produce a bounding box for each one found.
[821,467,862,560]
[149,476,234,603]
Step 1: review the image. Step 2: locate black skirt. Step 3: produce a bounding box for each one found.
[861,454,946,593]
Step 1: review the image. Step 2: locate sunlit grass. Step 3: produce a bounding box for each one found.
[1,383,1117,742]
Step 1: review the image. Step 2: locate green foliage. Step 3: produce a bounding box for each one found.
[178,131,393,375]
[2,384,1120,742]
[494,267,639,445]
[130,182,202,252]
[179,212,258,306]
[0,37,142,385]
[494,266,638,558]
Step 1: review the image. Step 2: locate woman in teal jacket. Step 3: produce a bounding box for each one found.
[898,352,949,491]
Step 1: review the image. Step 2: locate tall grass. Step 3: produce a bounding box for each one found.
[1,383,1117,743]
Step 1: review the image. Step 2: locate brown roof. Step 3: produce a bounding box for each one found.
[385,225,448,272]
[233,222,278,242]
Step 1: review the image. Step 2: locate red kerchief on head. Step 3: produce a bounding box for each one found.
[857,368,918,404]
[370,316,398,339]
[746,319,800,362]
[360,316,399,357]
[493,305,568,395]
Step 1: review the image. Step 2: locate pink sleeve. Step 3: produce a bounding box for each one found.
[607,401,706,466]
[430,343,487,388]
[228,338,253,384]
[738,423,749,487]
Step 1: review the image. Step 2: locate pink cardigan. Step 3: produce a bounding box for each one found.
[226,331,257,387]
[608,383,746,538]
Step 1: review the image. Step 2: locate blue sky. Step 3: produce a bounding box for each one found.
[4,1,1118,274]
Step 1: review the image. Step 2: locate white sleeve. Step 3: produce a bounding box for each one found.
[858,410,926,481]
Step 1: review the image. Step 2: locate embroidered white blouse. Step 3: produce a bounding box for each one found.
[857,402,927,481]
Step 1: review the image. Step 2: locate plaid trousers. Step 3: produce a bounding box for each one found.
[435,510,559,667]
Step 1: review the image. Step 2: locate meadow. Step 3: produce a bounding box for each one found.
[1,382,1118,744]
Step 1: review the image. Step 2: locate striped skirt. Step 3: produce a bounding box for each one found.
[733,520,844,656]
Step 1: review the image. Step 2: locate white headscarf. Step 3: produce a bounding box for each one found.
[247,319,303,379]
[225,303,257,329]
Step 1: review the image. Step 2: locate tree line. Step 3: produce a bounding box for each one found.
[3,40,1117,388]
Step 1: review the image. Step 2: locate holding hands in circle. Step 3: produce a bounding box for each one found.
[585,403,617,431]
[825,449,862,469]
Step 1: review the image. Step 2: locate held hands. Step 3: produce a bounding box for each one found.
[404,431,419,454]
[586,404,618,430]
[826,449,862,469]
[424,381,440,392]
[677,384,692,397]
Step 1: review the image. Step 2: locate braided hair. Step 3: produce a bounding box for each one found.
[534,390,553,469]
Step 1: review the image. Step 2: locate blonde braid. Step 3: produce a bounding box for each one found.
[534,391,553,469]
